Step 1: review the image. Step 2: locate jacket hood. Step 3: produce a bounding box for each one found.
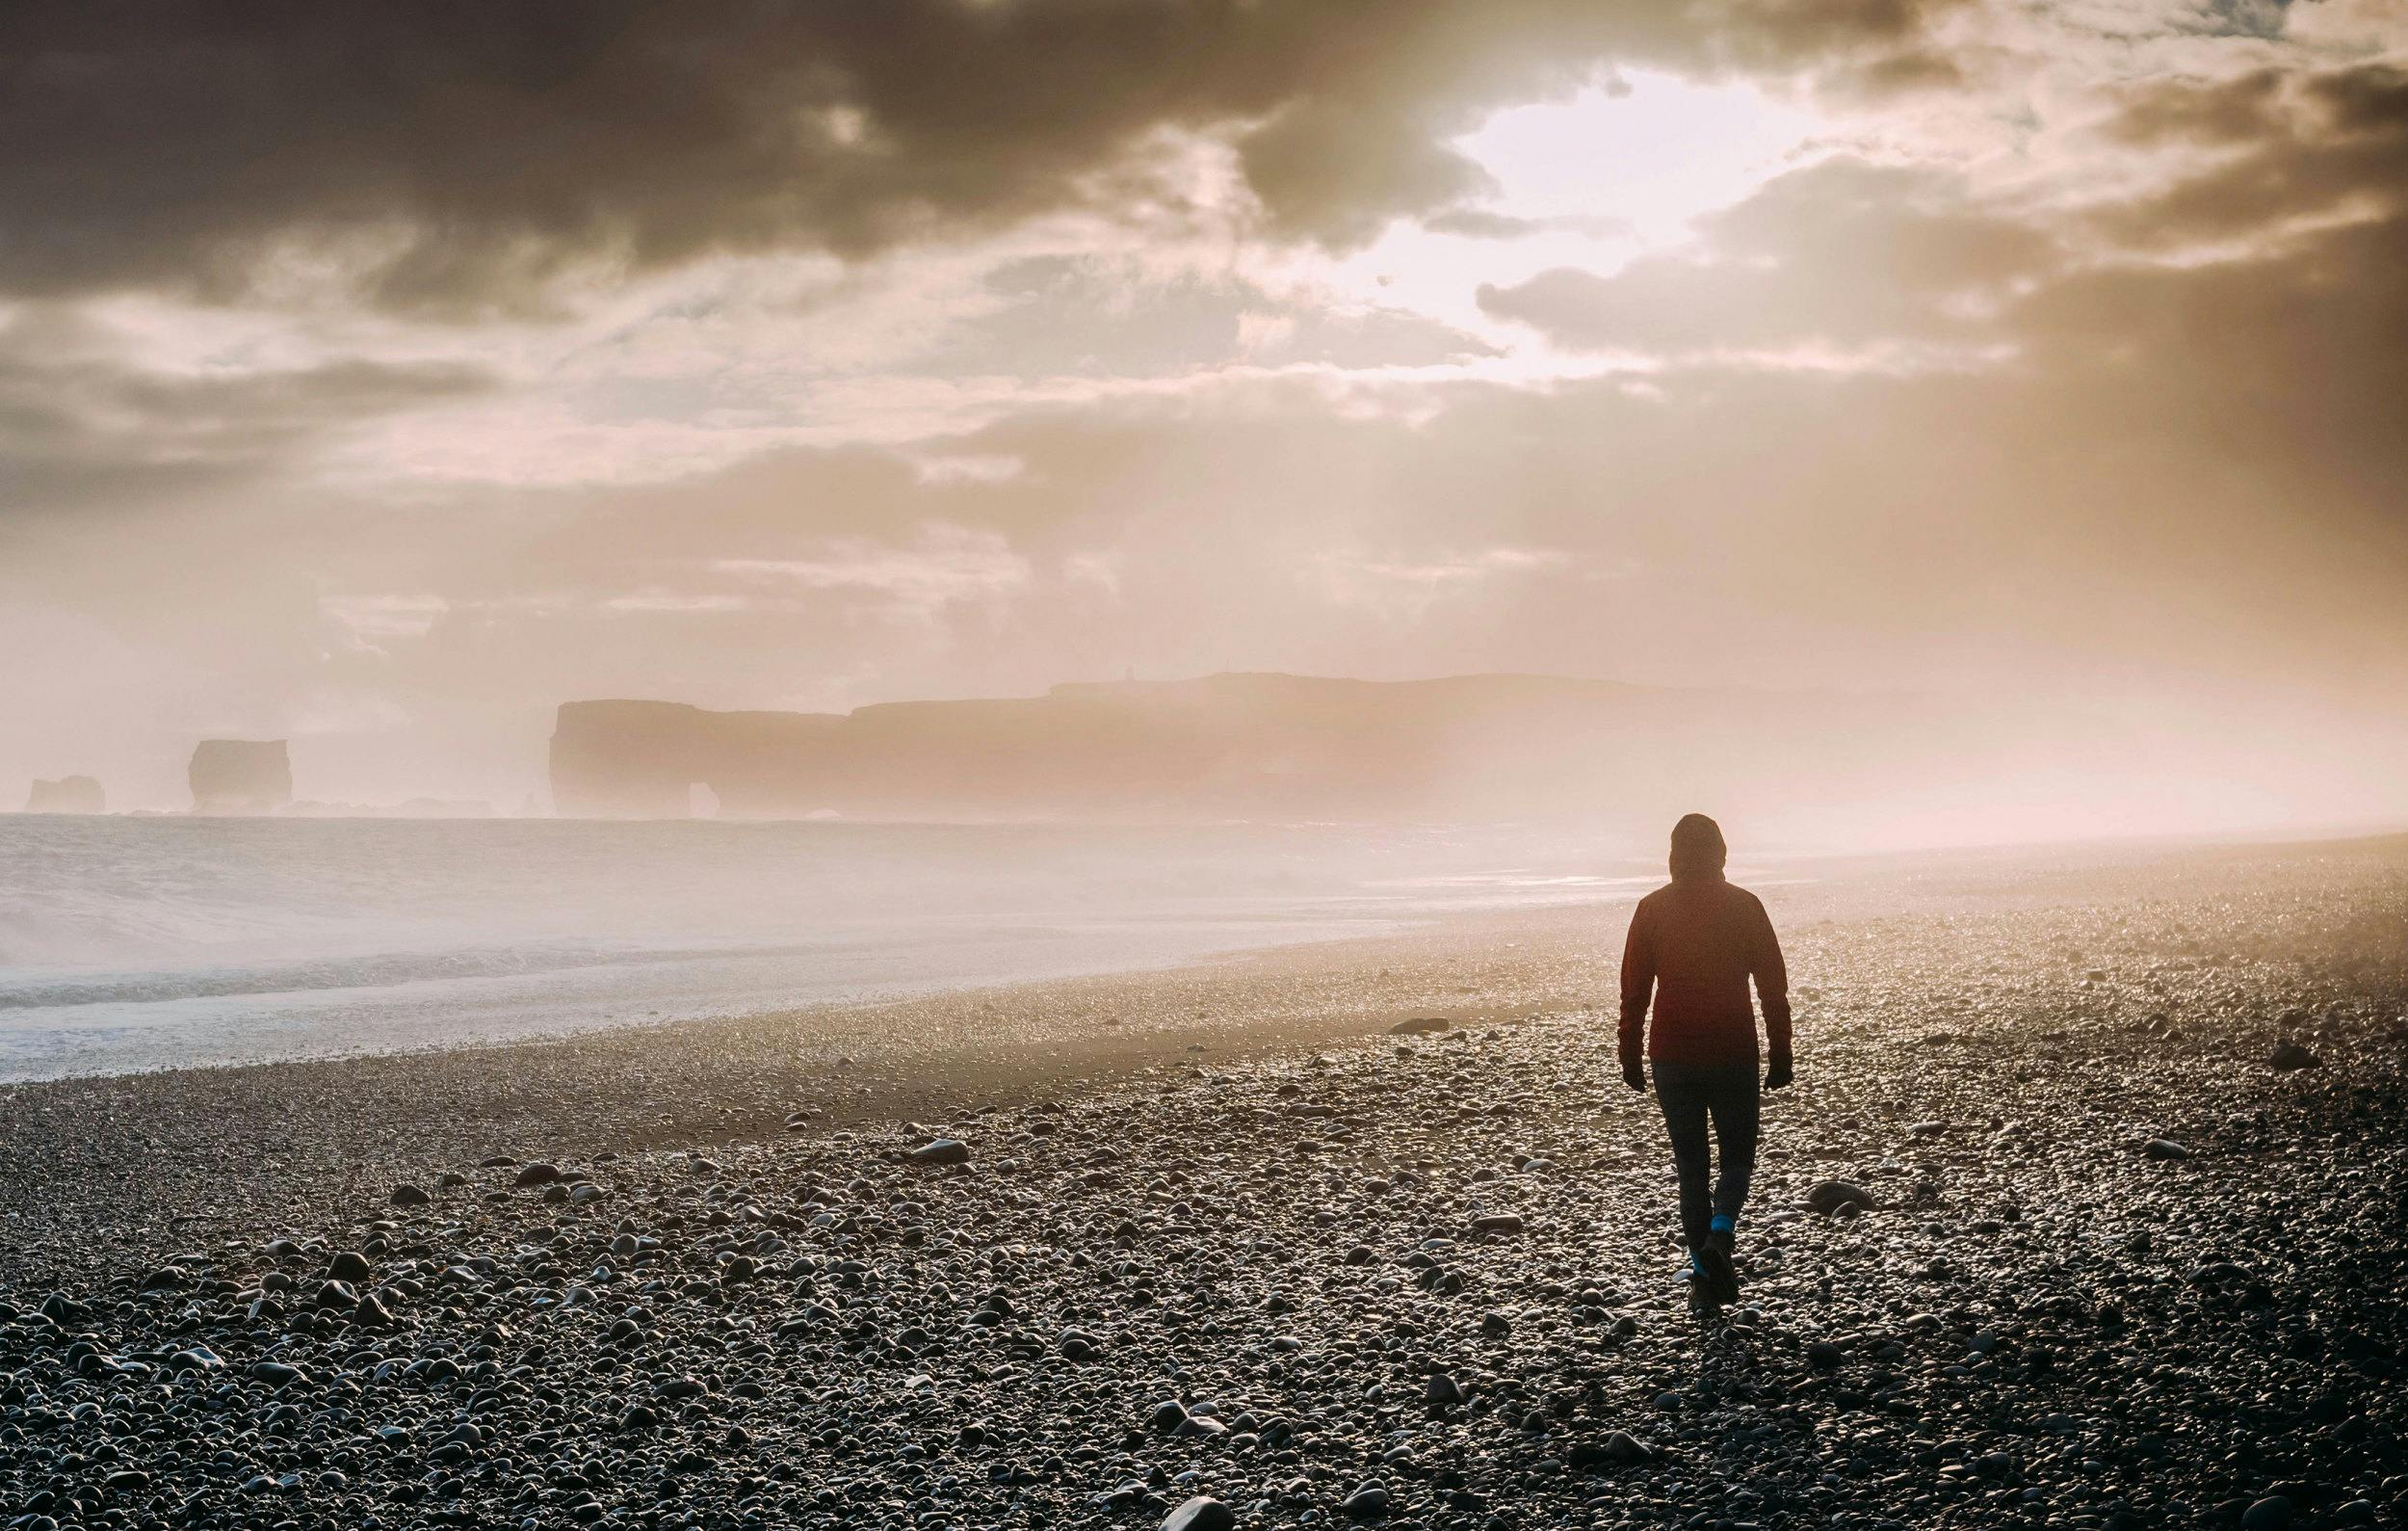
[1668,813,1728,881]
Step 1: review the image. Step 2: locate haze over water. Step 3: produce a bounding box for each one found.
[0,815,1658,1081]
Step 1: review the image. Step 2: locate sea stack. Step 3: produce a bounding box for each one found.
[189,740,293,815]
[24,776,105,814]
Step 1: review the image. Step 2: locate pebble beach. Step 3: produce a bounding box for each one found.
[2,835,2404,1531]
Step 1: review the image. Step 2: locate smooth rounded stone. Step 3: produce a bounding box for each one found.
[1570,1431,1658,1468]
[1148,1398,1191,1433]
[1426,1372,1466,1406]
[1388,1016,1451,1036]
[39,1291,87,1322]
[513,1162,563,1187]
[389,1184,432,1207]
[327,1250,374,1281]
[2269,1042,2318,1071]
[1603,1431,1656,1463]
[2241,1495,2294,1530]
[2141,1138,2192,1161]
[1470,1213,1525,1235]
[1340,1483,1391,1518]
[1806,1180,1877,1214]
[1163,1496,1236,1531]
[909,1138,972,1165]
[1806,1340,1846,1369]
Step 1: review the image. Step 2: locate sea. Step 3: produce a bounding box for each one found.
[0,815,1654,1081]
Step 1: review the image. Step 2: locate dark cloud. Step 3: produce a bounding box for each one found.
[2095,61,2408,247]
[0,308,491,522]
[1238,98,1499,248]
[2106,66,2289,146]
[1832,43,1967,94]
[1,0,1972,310]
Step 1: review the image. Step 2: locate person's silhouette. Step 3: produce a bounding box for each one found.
[1618,813,1792,1308]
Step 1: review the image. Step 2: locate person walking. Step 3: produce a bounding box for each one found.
[1618,813,1793,1308]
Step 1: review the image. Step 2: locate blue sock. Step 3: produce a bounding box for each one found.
[1710,1214,1735,1235]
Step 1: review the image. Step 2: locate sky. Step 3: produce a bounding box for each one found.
[4,0,2406,821]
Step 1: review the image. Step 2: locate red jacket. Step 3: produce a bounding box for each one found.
[1618,875,1792,1069]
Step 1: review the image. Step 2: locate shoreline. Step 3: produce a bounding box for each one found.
[0,896,1622,1282]
[0,905,1458,1087]
[2,831,2400,1281]
[0,809,1678,1083]
[14,824,2397,1089]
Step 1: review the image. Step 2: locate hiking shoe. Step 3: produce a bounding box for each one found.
[1698,1228,1741,1305]
[1687,1273,1721,1318]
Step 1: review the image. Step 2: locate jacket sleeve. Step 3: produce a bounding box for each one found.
[1750,894,1793,1060]
[1617,901,1655,1071]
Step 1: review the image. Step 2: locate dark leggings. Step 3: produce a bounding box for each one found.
[1652,1060,1761,1253]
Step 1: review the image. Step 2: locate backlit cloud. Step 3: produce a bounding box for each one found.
[0,0,1975,311]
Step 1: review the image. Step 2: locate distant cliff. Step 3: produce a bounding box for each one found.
[25,776,104,814]
[550,673,1990,827]
[189,739,293,815]
[552,702,847,818]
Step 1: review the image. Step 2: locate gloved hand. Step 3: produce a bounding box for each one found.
[1764,1052,1793,1091]
[1621,1060,1647,1093]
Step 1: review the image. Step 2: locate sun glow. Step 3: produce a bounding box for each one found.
[1276,71,1824,350]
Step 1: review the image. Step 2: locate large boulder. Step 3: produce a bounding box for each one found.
[25,776,104,813]
[189,740,292,815]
